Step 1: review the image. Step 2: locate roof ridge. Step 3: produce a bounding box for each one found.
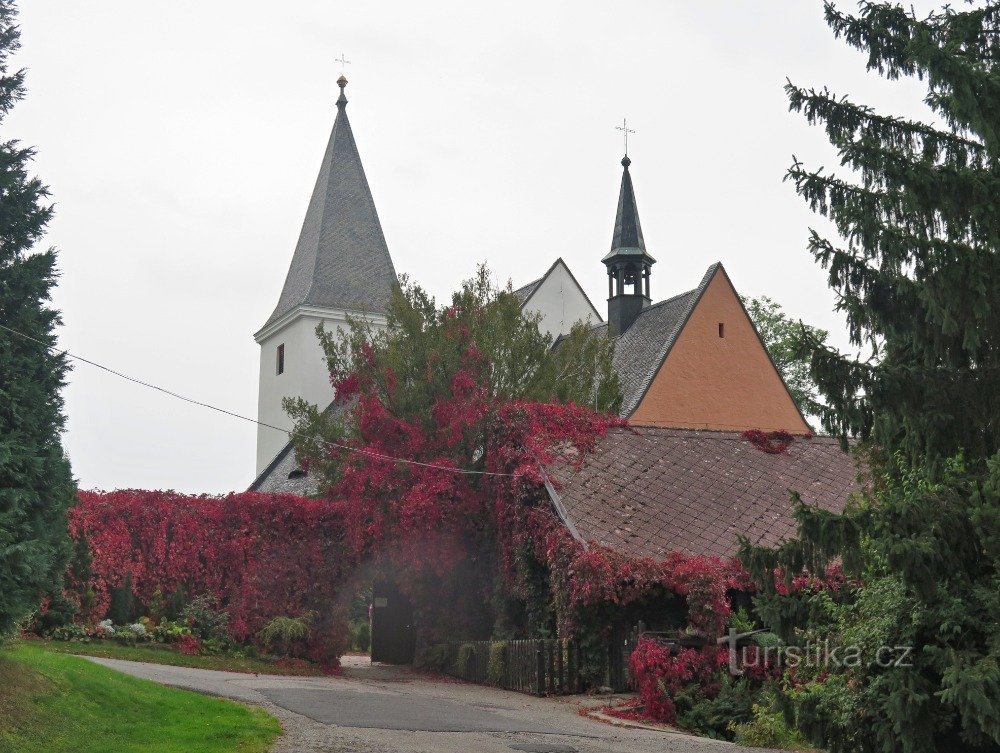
[642,287,697,312]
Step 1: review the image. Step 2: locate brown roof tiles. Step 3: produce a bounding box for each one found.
[547,427,861,559]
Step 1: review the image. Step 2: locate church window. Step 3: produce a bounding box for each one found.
[718,323,725,338]
[276,344,285,375]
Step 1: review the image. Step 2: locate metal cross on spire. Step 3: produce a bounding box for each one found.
[616,118,635,156]
[335,53,351,73]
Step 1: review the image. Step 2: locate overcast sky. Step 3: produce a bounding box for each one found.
[9,1,941,493]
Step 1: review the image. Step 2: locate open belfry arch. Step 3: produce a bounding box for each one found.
[522,153,810,434]
[244,81,855,667]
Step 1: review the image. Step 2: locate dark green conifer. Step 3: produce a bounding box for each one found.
[788,1,1000,469]
[0,0,75,637]
[741,4,1000,751]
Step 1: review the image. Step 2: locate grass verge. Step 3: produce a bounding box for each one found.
[30,637,325,676]
[0,642,281,753]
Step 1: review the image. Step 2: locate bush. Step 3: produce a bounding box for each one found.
[675,674,754,740]
[151,619,191,643]
[107,573,136,625]
[347,619,370,653]
[181,593,229,641]
[487,642,506,684]
[35,592,78,634]
[628,637,726,723]
[730,698,806,749]
[46,623,89,642]
[414,644,451,671]
[456,643,477,677]
[257,613,314,656]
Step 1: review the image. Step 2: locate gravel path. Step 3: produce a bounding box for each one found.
[83,655,776,753]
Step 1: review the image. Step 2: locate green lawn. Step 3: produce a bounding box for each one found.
[0,643,281,753]
[31,637,325,676]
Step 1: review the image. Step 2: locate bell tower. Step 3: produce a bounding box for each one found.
[603,155,655,336]
[253,76,397,476]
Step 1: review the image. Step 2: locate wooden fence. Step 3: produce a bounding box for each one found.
[431,639,585,695]
[428,627,650,695]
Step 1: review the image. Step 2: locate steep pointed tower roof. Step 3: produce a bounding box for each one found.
[260,76,397,331]
[602,156,654,264]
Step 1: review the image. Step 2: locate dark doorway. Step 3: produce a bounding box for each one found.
[370,581,414,664]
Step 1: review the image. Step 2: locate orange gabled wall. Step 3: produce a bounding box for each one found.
[629,266,811,433]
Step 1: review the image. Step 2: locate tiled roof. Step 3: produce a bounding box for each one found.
[547,426,860,559]
[261,79,397,331]
[590,264,718,417]
[512,277,541,306]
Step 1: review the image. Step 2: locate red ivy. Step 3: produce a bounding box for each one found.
[628,636,727,723]
[69,490,356,666]
[741,429,796,454]
[68,328,757,672]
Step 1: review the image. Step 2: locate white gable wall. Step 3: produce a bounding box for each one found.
[254,308,386,476]
[521,260,602,339]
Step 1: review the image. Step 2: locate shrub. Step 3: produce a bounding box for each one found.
[257,613,314,656]
[46,623,89,641]
[729,699,806,749]
[181,593,229,641]
[675,675,754,740]
[413,644,451,671]
[456,643,478,677]
[107,573,136,625]
[151,619,190,643]
[35,592,78,634]
[628,636,726,723]
[177,634,200,655]
[487,642,506,684]
[347,619,370,653]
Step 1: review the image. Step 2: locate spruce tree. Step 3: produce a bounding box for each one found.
[0,0,74,637]
[787,1,1000,469]
[741,3,1000,751]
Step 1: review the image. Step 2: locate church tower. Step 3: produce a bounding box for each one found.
[603,155,655,336]
[253,76,397,475]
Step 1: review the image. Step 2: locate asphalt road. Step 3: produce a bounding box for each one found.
[83,655,778,753]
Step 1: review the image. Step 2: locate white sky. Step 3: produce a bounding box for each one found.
[8,1,940,493]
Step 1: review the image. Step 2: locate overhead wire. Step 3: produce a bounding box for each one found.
[0,322,519,477]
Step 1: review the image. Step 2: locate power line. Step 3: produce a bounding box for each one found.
[0,323,518,478]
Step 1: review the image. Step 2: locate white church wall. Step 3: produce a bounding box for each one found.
[254,308,386,476]
[521,260,602,339]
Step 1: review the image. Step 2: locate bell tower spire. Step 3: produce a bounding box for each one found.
[602,153,656,336]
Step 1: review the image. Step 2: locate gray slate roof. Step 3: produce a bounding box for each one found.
[248,400,353,495]
[261,79,397,331]
[248,441,319,496]
[512,277,541,305]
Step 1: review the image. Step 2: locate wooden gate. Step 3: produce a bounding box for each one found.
[370,581,414,664]
[608,622,641,692]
